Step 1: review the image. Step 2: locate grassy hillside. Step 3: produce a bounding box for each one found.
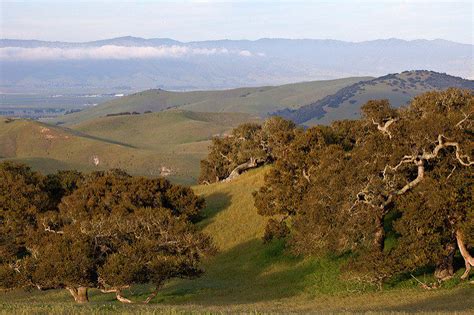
[1,167,473,313]
[275,70,474,125]
[45,77,369,125]
[0,111,256,184]
[71,110,257,150]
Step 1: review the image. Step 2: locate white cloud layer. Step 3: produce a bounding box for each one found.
[0,45,259,61]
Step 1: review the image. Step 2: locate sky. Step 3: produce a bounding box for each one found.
[0,0,472,44]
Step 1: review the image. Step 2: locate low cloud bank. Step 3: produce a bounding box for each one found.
[0,45,261,60]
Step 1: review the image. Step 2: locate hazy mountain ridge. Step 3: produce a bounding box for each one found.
[1,37,471,93]
[273,70,474,125]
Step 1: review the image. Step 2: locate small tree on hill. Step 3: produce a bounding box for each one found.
[199,117,297,184]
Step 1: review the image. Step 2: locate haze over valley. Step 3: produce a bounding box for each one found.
[1,37,472,94]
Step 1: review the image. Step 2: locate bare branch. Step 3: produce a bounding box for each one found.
[219,152,233,163]
[223,157,261,182]
[455,111,472,129]
[372,118,398,139]
[420,135,473,166]
[396,160,424,196]
[456,230,474,280]
[43,224,64,235]
[302,168,311,183]
[447,165,457,180]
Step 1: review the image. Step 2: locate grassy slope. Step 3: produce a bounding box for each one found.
[305,70,474,125]
[71,110,258,150]
[307,73,424,125]
[46,77,369,125]
[1,167,473,313]
[0,111,256,184]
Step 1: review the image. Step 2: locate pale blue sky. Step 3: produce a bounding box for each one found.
[1,0,472,44]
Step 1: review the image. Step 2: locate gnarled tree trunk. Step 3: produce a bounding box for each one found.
[144,289,159,304]
[100,288,133,304]
[116,290,133,304]
[434,241,456,281]
[224,157,261,182]
[373,215,385,251]
[456,230,474,280]
[67,286,89,303]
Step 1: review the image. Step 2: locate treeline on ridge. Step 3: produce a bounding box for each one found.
[0,166,214,303]
[200,88,473,286]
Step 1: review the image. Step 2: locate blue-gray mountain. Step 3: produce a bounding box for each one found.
[273,70,474,125]
[0,37,472,93]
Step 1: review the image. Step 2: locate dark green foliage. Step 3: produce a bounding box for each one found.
[255,88,474,285]
[43,170,84,209]
[0,163,50,287]
[199,117,297,183]
[0,165,212,303]
[263,218,290,243]
[60,169,204,221]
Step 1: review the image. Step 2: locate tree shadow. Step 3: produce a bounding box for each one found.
[197,192,232,229]
[155,238,319,305]
[381,287,474,312]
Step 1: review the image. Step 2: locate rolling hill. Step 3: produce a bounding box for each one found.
[70,110,257,150]
[1,167,473,313]
[274,70,474,125]
[46,77,369,125]
[46,70,474,127]
[0,110,256,183]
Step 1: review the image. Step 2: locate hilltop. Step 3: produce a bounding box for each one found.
[274,70,474,125]
[46,77,368,125]
[0,111,256,183]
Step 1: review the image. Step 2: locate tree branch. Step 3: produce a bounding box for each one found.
[223,157,262,182]
[302,168,311,183]
[372,118,398,139]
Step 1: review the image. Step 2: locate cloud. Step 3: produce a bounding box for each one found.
[0,45,256,61]
[238,50,252,57]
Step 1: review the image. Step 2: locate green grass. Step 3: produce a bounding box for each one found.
[1,167,473,313]
[46,77,370,125]
[0,111,255,184]
[71,110,258,151]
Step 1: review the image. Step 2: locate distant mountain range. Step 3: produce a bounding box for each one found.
[1,37,472,93]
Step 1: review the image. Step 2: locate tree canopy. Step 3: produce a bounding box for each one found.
[253,89,473,286]
[199,117,297,184]
[0,165,213,303]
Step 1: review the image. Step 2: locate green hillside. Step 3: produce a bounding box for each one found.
[0,111,256,184]
[275,70,474,125]
[46,77,369,125]
[1,167,472,313]
[71,110,257,150]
